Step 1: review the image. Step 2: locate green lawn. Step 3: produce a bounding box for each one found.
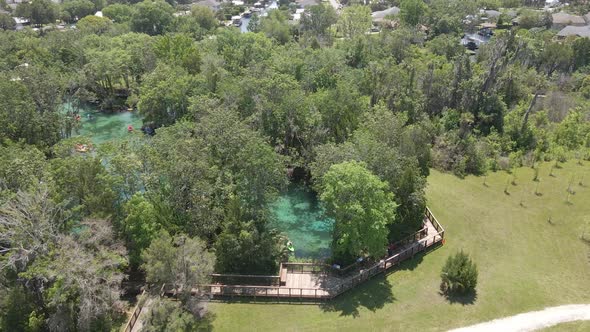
[541,321,590,332]
[209,161,590,331]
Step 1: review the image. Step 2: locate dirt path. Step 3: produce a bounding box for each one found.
[449,304,590,332]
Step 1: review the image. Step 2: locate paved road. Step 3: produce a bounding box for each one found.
[449,304,590,332]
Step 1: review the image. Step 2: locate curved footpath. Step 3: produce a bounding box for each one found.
[449,304,590,332]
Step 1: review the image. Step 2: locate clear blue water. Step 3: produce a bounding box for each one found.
[270,184,333,259]
[62,103,332,259]
[63,103,143,145]
[240,1,277,33]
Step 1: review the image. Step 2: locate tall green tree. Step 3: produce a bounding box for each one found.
[0,143,46,201]
[321,161,397,261]
[190,5,217,30]
[214,199,283,274]
[61,0,95,23]
[153,33,201,74]
[130,0,173,35]
[0,13,15,30]
[400,0,428,26]
[102,3,135,23]
[260,9,291,45]
[137,64,195,125]
[142,298,209,331]
[76,15,113,34]
[247,13,260,32]
[122,194,159,268]
[300,4,337,39]
[337,5,371,39]
[440,250,478,295]
[142,231,215,301]
[572,37,590,70]
[0,72,64,150]
[15,0,59,26]
[50,139,117,217]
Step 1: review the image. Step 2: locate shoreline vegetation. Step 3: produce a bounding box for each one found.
[209,161,590,331]
[1,0,590,330]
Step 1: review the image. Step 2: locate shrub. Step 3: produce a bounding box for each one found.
[440,250,478,294]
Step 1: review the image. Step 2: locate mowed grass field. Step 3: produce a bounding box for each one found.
[542,321,590,332]
[209,161,590,331]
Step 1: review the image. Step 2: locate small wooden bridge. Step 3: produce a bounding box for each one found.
[198,207,445,301]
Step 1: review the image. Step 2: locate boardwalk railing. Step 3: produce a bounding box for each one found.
[122,290,146,332]
[195,208,445,301]
[334,220,430,276]
[330,233,443,298]
[198,284,330,299]
[211,273,280,286]
[425,206,445,239]
[282,262,329,274]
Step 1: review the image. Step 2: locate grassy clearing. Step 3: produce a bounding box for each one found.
[541,321,590,332]
[209,161,590,331]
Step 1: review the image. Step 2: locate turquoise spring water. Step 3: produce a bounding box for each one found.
[63,103,143,145]
[270,184,334,259]
[62,103,332,258]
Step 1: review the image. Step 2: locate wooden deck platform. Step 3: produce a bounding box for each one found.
[197,208,444,301]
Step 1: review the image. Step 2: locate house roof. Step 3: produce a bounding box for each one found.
[505,10,517,18]
[557,25,590,37]
[371,7,399,22]
[13,17,28,24]
[552,12,586,25]
[193,0,221,10]
[480,22,497,29]
[483,10,501,18]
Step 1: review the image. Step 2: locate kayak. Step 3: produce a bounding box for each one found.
[74,144,89,153]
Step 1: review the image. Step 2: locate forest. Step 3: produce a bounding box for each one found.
[1,0,590,330]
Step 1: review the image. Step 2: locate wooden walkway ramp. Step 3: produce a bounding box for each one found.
[199,207,445,301]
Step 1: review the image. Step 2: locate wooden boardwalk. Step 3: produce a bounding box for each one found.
[197,208,444,301]
[127,209,444,330]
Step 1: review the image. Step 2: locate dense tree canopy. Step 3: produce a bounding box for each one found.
[0,13,15,30]
[15,0,59,26]
[337,5,371,39]
[321,161,397,261]
[300,4,337,40]
[400,0,428,26]
[130,0,173,35]
[1,0,590,329]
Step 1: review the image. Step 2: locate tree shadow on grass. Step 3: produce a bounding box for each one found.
[394,253,424,272]
[317,242,442,317]
[440,289,478,305]
[196,311,216,332]
[319,274,396,317]
[388,242,443,274]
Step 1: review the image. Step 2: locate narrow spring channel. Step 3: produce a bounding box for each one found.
[270,183,334,260]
